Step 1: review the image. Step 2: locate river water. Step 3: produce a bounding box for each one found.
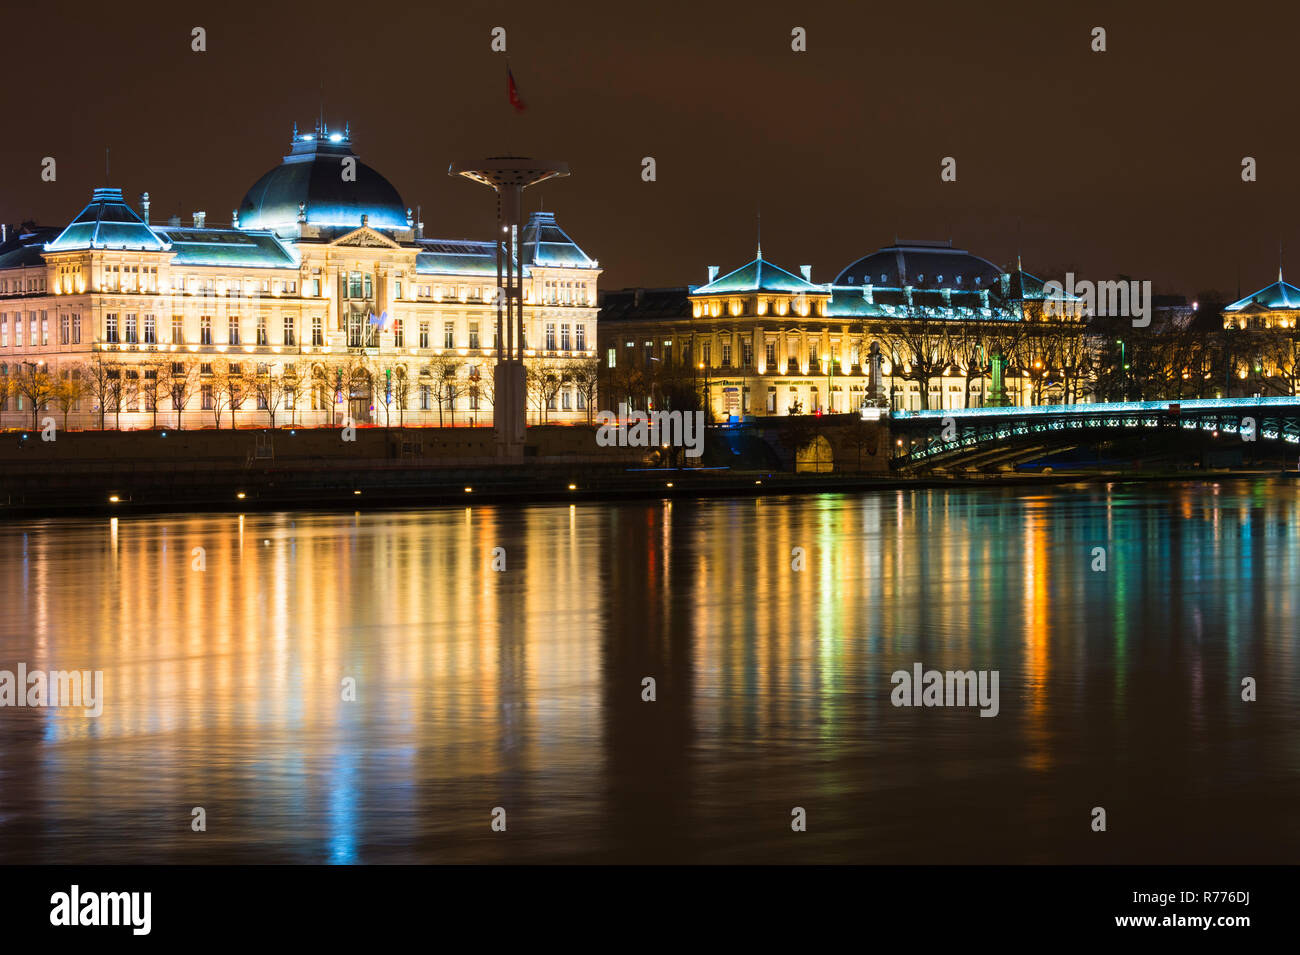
[1,480,1297,863]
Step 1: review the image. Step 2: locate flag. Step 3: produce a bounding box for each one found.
[367,310,390,330]
[507,65,525,113]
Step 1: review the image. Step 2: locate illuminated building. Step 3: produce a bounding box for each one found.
[0,123,600,428]
[1222,269,1300,330]
[599,240,1088,416]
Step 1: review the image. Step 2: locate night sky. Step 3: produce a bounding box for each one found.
[4,0,1298,300]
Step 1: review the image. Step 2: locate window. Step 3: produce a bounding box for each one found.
[468,321,479,350]
[562,390,572,410]
[256,316,268,346]
[607,347,616,369]
[201,384,213,409]
[1,315,7,348]
[444,321,454,349]
[419,322,430,348]
[576,390,585,410]
[41,311,48,345]
[560,323,570,351]
[575,324,586,351]
[419,384,431,410]
[742,341,752,368]
[105,313,118,344]
[393,318,404,348]
[72,314,81,344]
[766,342,776,367]
[545,323,556,350]
[702,342,711,367]
[200,316,212,345]
[143,314,156,344]
[311,316,323,346]
[228,317,240,345]
[348,272,363,298]
[283,315,295,346]
[172,316,183,344]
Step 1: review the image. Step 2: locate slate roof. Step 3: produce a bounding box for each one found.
[1224,276,1300,312]
[152,228,297,268]
[519,211,596,267]
[238,130,409,233]
[45,188,170,252]
[0,227,59,268]
[693,255,821,294]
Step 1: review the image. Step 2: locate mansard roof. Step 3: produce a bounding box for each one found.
[693,254,822,295]
[45,188,170,252]
[416,239,498,277]
[0,227,59,267]
[152,228,297,268]
[520,211,596,268]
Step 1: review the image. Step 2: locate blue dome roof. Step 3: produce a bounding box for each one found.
[833,240,1002,289]
[238,128,409,234]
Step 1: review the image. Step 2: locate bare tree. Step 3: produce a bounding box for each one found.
[222,361,251,429]
[568,357,601,423]
[53,367,85,430]
[83,357,120,430]
[205,362,231,429]
[162,358,198,430]
[880,316,951,411]
[139,359,167,428]
[427,354,463,426]
[392,365,410,426]
[281,366,303,426]
[252,363,285,428]
[9,361,57,429]
[525,356,562,423]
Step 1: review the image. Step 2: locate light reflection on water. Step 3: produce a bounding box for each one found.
[1,480,1298,863]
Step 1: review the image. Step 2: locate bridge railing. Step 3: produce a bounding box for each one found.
[893,397,1300,420]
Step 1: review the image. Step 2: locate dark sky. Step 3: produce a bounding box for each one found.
[4,0,1298,299]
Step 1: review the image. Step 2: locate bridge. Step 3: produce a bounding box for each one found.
[890,397,1300,470]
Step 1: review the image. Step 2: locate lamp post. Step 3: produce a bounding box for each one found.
[449,158,569,458]
[1115,339,1127,400]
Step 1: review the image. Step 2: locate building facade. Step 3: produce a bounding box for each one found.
[598,240,1088,418]
[0,123,600,429]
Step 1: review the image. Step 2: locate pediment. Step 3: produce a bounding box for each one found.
[331,227,402,249]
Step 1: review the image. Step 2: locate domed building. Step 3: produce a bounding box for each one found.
[0,123,601,430]
[830,240,1003,291]
[237,125,412,234]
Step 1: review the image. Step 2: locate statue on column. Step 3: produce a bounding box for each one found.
[867,340,883,404]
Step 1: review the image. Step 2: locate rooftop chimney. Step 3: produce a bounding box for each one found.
[707,265,719,283]
[141,192,150,224]
[799,265,812,282]
[192,211,206,228]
